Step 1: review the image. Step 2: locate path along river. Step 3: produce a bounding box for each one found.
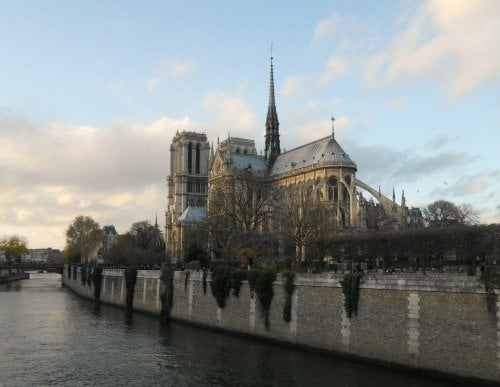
[0,273,455,386]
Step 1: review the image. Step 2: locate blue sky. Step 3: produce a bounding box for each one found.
[0,0,499,249]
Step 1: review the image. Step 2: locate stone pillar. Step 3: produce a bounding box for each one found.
[407,292,420,360]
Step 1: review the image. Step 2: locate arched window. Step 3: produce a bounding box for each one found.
[187,143,193,173]
[195,144,200,174]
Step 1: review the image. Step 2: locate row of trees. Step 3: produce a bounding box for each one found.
[199,172,488,269]
[64,216,166,266]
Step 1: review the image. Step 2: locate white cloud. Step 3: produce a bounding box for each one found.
[147,77,162,92]
[281,75,307,98]
[0,111,203,249]
[313,13,340,45]
[363,0,500,96]
[202,91,257,136]
[385,96,406,109]
[319,55,349,86]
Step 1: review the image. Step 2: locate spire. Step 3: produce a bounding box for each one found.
[155,213,158,228]
[401,190,406,207]
[392,187,396,202]
[264,44,280,167]
[331,116,335,139]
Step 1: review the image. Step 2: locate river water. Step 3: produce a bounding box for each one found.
[0,273,455,386]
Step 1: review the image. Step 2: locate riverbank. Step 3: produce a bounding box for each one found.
[63,265,498,385]
[0,269,29,283]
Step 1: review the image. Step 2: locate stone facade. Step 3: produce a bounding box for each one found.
[165,131,210,262]
[63,266,499,383]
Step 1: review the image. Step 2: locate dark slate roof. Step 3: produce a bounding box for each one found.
[230,154,268,172]
[271,136,356,176]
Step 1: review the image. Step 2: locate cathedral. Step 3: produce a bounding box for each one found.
[165,58,419,263]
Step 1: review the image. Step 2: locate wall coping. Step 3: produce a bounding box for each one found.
[173,270,486,294]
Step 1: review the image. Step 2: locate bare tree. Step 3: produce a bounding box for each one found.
[274,183,337,262]
[207,173,286,259]
[423,200,478,228]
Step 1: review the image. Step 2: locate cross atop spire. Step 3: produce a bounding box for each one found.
[264,44,280,167]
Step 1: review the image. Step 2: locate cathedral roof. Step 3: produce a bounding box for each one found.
[230,154,267,172]
[270,135,356,176]
[178,206,205,223]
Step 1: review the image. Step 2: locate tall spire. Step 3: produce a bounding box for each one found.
[264,44,280,167]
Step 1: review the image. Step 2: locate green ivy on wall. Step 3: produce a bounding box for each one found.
[91,266,103,302]
[229,269,247,297]
[282,271,295,323]
[210,265,232,308]
[340,272,363,318]
[124,265,138,310]
[80,266,87,287]
[248,269,277,330]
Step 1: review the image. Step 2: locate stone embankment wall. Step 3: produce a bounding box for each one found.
[63,266,162,314]
[63,266,498,383]
[0,268,29,283]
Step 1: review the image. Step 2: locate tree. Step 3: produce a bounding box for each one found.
[65,215,104,263]
[127,221,164,252]
[423,200,478,228]
[0,235,29,265]
[207,173,286,260]
[103,221,167,267]
[274,183,336,262]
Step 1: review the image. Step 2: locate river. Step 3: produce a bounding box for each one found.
[0,273,455,386]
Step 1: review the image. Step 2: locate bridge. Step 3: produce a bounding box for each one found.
[0,262,64,274]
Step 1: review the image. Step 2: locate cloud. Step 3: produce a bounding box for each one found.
[313,13,340,45]
[281,75,307,98]
[147,78,162,92]
[108,80,124,92]
[430,175,489,197]
[202,91,257,136]
[385,96,406,109]
[0,110,201,248]
[319,55,349,86]
[424,132,455,149]
[146,59,196,91]
[362,0,500,96]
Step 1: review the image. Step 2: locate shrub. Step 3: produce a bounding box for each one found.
[91,266,103,302]
[124,265,138,309]
[248,269,277,330]
[229,269,247,297]
[67,265,72,279]
[80,266,87,287]
[86,269,92,287]
[73,265,77,280]
[210,265,232,308]
[340,272,363,318]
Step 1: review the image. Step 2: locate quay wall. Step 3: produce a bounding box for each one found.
[0,268,29,283]
[63,266,499,383]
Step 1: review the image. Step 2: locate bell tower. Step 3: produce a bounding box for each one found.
[165,131,209,262]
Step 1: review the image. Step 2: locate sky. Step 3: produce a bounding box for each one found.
[0,0,499,249]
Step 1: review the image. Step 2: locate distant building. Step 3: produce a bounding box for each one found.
[103,225,118,252]
[23,248,62,263]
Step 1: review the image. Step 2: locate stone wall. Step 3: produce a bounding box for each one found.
[63,266,498,383]
[63,266,161,315]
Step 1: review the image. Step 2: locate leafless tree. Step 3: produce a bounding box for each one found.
[207,172,286,259]
[274,182,337,261]
[423,200,478,228]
